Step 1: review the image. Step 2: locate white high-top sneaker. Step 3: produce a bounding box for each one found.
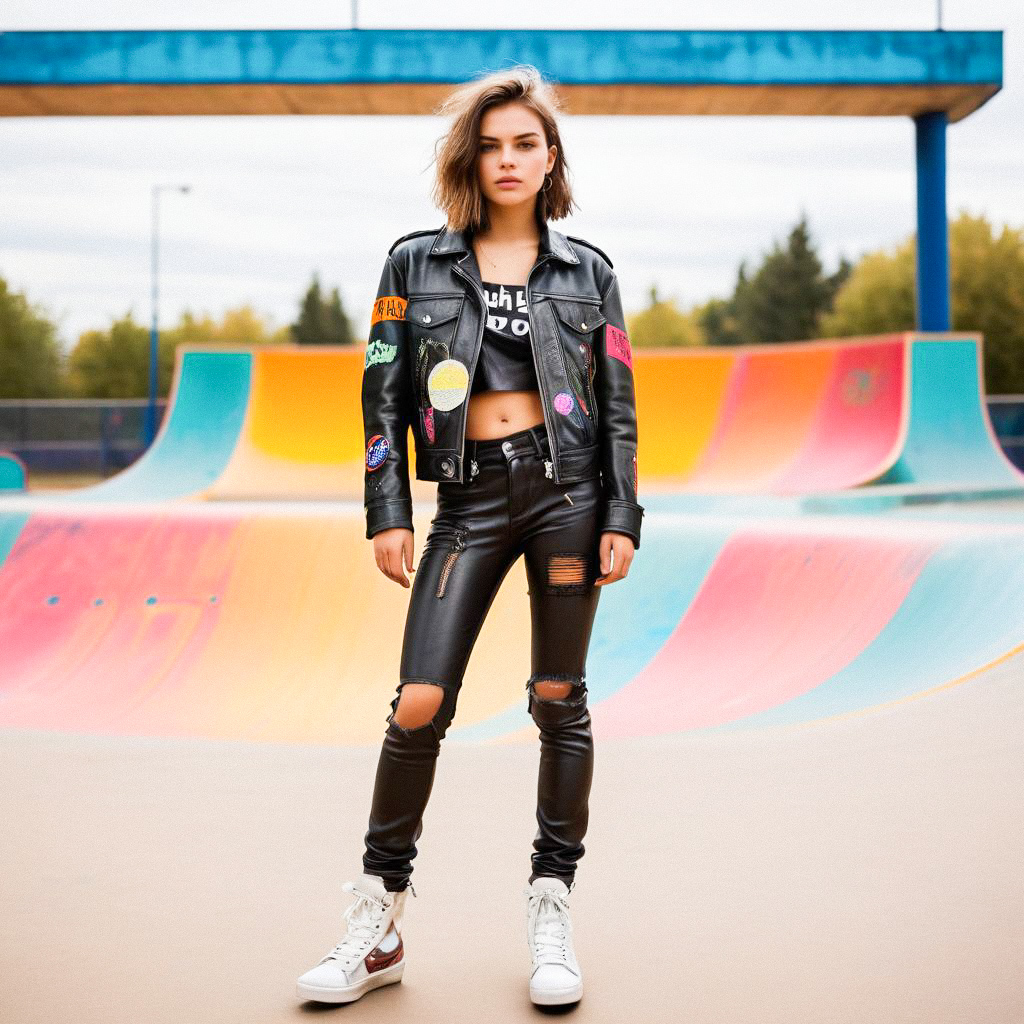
[525,877,583,1005]
[296,873,415,1004]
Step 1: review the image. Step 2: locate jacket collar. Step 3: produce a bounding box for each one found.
[429,220,580,265]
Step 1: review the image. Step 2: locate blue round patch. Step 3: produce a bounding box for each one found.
[366,434,390,472]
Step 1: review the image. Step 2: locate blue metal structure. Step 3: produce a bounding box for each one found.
[0,27,1005,346]
[915,112,951,332]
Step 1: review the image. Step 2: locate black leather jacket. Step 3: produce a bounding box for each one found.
[361,220,645,548]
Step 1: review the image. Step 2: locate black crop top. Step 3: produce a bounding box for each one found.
[470,280,539,395]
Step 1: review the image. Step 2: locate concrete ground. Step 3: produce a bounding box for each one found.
[1,658,1022,1024]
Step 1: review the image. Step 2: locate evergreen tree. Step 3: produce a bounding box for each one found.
[290,273,354,345]
[732,213,836,343]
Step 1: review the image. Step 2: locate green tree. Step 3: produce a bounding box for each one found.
[0,276,66,398]
[821,212,1024,393]
[694,294,744,347]
[290,273,354,345]
[68,312,152,398]
[731,213,849,344]
[69,304,287,398]
[628,284,704,348]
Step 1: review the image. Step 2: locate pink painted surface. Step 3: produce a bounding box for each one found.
[678,336,910,493]
[590,532,935,740]
[773,337,906,492]
[0,515,239,733]
[684,347,835,490]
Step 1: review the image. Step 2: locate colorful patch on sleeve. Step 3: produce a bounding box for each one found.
[606,324,633,371]
[364,339,398,368]
[371,296,408,326]
[423,406,436,444]
[365,434,390,472]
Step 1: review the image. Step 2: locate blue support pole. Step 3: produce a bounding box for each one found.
[146,185,159,447]
[914,110,951,332]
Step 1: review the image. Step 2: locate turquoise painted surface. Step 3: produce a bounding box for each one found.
[0,30,1001,88]
[0,512,30,567]
[0,455,26,491]
[710,535,1024,732]
[62,350,251,502]
[450,522,732,743]
[880,338,1024,487]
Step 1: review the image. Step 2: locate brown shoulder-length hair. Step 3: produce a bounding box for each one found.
[430,64,577,234]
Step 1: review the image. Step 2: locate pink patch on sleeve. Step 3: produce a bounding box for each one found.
[606,324,633,371]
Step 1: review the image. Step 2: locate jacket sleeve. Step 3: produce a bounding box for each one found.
[362,253,415,539]
[595,269,645,549]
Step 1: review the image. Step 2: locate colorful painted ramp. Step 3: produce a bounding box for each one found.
[61,348,252,502]
[0,452,27,491]
[49,332,1022,504]
[0,502,1021,746]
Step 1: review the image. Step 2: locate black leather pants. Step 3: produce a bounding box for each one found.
[362,423,601,893]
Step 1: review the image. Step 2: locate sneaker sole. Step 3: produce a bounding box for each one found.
[529,978,583,1006]
[296,959,405,1003]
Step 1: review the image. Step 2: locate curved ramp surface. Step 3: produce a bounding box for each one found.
[206,347,366,499]
[62,348,251,503]
[0,452,27,491]
[34,332,1020,504]
[1,502,1022,746]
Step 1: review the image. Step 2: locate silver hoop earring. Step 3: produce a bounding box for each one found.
[542,175,553,193]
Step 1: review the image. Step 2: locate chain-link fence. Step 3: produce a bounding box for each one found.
[0,399,168,474]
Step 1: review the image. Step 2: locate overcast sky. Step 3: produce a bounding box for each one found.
[1,1,1020,350]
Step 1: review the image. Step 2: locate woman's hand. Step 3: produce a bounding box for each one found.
[595,531,635,586]
[373,527,415,587]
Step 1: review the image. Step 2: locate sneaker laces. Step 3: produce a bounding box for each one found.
[525,887,574,968]
[321,882,392,968]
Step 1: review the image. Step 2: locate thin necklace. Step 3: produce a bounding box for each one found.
[475,236,538,273]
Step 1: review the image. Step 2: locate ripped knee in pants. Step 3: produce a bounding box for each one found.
[387,680,454,741]
[526,674,589,719]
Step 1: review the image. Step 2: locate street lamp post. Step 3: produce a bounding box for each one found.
[147,183,191,447]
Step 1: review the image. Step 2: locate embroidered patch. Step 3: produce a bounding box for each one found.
[553,390,575,416]
[427,359,470,412]
[371,296,407,326]
[365,434,390,472]
[606,324,633,371]
[423,406,436,444]
[364,339,397,368]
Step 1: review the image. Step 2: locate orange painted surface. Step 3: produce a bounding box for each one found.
[208,348,368,499]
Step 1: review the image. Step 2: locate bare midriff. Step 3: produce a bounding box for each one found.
[465,389,545,440]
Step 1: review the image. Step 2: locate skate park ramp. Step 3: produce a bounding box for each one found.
[24,331,1021,506]
[2,333,1022,1023]
[0,451,27,490]
[1,494,1022,1024]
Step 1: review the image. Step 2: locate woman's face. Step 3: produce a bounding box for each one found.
[476,102,556,214]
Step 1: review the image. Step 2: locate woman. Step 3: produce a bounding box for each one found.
[298,64,643,1008]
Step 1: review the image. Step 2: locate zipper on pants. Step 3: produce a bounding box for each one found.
[436,528,467,598]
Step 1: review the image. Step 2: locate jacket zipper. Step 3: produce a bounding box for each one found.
[524,257,561,483]
[452,260,487,485]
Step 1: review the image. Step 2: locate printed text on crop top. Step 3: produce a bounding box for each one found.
[470,280,539,395]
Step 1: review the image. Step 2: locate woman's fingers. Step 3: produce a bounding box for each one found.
[595,533,633,586]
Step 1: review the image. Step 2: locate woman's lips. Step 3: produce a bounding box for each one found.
[497,179,521,188]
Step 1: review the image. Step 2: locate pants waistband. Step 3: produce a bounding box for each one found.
[469,423,550,466]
